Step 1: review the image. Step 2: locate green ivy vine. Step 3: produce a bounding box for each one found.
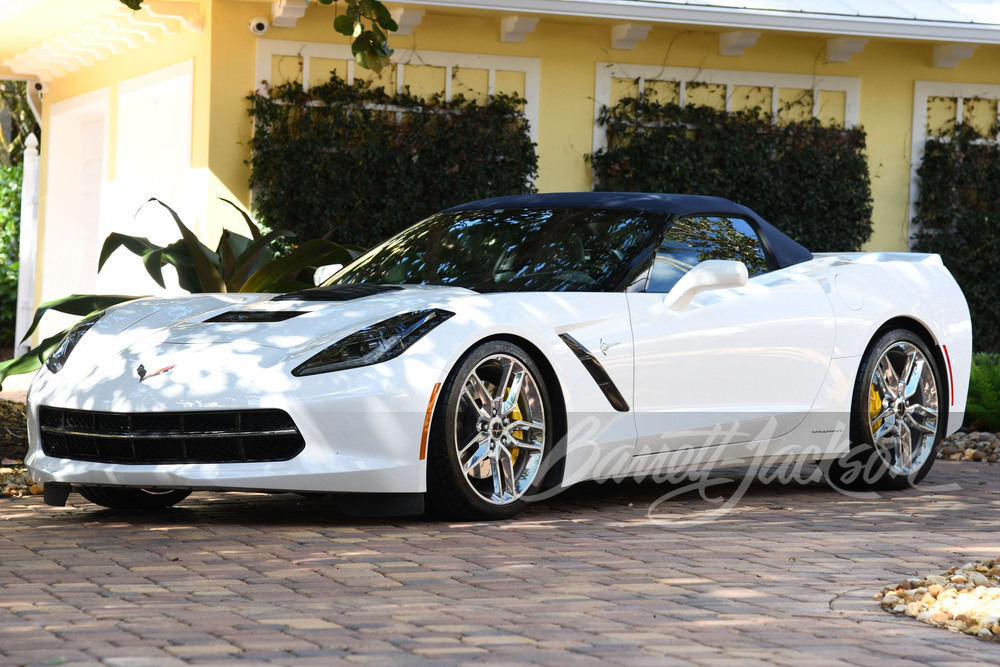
[247,74,537,248]
[912,122,1000,353]
[0,164,21,346]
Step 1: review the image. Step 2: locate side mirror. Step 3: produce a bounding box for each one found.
[313,264,344,286]
[663,260,748,311]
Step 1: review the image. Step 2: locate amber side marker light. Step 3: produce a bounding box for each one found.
[420,382,442,460]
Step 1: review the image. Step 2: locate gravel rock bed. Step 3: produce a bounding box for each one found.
[0,462,42,497]
[938,431,1000,462]
[877,559,1000,642]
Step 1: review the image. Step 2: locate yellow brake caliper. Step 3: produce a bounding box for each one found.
[870,383,883,435]
[504,388,524,464]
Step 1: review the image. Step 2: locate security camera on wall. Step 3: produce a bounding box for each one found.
[249,17,270,36]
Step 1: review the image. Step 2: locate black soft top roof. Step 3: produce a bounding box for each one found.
[445,192,813,269]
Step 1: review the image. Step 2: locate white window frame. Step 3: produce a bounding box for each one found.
[593,63,860,158]
[255,40,541,143]
[909,81,1000,245]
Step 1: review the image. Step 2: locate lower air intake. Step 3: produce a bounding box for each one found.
[38,407,305,464]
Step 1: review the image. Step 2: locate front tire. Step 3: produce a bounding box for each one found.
[826,329,943,491]
[426,341,551,520]
[77,487,192,510]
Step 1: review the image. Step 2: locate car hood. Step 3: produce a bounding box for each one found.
[44,285,471,376]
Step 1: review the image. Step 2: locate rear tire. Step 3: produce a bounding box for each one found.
[425,341,551,520]
[825,329,942,491]
[77,487,192,510]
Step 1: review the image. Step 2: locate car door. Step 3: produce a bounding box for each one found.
[626,215,835,457]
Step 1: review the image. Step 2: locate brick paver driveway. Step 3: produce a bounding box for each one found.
[1,460,998,666]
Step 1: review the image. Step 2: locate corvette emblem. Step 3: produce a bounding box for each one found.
[137,364,175,383]
[599,339,621,355]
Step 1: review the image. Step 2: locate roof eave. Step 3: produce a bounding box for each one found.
[397,0,1000,44]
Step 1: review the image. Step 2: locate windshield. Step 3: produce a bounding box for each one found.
[327,207,666,292]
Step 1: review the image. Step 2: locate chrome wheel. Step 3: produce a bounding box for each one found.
[455,353,546,505]
[866,340,939,475]
[426,340,552,520]
[824,329,943,491]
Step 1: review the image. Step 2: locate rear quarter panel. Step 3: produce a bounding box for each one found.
[808,252,972,434]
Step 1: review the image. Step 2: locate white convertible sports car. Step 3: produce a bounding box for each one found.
[26,193,971,519]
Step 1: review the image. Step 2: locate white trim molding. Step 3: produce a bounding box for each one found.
[390,1,1000,45]
[143,1,203,33]
[2,2,201,82]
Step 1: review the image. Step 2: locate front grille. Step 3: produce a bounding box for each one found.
[39,407,305,464]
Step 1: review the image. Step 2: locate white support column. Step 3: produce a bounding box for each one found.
[14,134,40,355]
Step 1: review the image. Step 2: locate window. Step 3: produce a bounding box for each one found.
[593,63,860,156]
[647,216,768,293]
[255,40,540,144]
[908,81,1000,243]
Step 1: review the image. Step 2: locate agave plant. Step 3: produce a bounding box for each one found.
[0,198,362,389]
[101,198,359,293]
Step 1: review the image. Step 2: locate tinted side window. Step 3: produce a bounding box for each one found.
[646,216,769,293]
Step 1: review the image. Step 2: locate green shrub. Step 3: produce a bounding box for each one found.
[965,353,1000,431]
[911,123,1000,353]
[587,97,873,252]
[0,164,21,345]
[247,74,538,248]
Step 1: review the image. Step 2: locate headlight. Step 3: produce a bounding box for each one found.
[293,309,454,376]
[45,310,106,374]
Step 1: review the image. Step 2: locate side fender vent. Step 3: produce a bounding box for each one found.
[558,334,630,412]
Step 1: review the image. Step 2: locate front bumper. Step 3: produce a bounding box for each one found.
[26,347,445,495]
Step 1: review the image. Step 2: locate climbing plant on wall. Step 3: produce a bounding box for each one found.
[912,122,1000,352]
[0,164,21,347]
[247,74,537,248]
